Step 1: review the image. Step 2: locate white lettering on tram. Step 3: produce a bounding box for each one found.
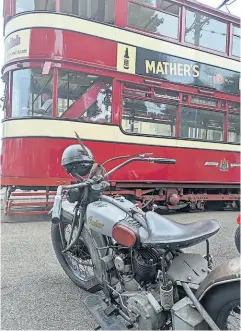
[145,60,200,78]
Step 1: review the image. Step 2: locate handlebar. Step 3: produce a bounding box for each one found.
[104,157,176,178]
[51,156,176,224]
[145,158,176,165]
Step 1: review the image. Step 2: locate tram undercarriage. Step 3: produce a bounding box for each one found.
[3,183,240,216]
[110,183,240,212]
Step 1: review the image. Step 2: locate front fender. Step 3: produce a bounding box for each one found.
[196,257,240,300]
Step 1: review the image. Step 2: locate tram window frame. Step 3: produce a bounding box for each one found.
[57,69,113,124]
[184,9,227,54]
[180,106,225,142]
[121,83,178,138]
[11,68,54,118]
[128,0,180,40]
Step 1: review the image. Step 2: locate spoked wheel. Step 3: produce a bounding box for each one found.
[51,218,103,293]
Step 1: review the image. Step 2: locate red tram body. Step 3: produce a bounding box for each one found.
[1,0,240,213]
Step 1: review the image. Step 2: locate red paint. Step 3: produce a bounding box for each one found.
[115,0,128,27]
[112,80,122,125]
[29,29,116,69]
[52,68,58,117]
[175,102,181,137]
[237,215,241,225]
[1,136,240,186]
[3,0,14,19]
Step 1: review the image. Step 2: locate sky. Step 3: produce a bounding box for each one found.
[0,0,239,116]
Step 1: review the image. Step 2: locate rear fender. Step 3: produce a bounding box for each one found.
[196,257,240,301]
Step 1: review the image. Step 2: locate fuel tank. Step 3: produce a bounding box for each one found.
[86,197,136,237]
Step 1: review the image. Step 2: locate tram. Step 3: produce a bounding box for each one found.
[1,0,240,214]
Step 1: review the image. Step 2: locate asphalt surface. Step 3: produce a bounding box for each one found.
[1,210,240,330]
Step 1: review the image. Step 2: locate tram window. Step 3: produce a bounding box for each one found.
[60,0,114,24]
[228,103,240,144]
[232,26,240,57]
[122,98,177,137]
[185,10,227,53]
[58,70,112,123]
[12,69,53,117]
[180,107,224,142]
[128,1,179,39]
[15,0,56,13]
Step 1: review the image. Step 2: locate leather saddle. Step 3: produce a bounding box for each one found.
[143,211,220,249]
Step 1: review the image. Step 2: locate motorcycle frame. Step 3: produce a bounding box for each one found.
[60,192,240,331]
[52,142,240,330]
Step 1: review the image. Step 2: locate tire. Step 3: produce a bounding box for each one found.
[202,282,240,330]
[235,225,240,253]
[51,220,103,293]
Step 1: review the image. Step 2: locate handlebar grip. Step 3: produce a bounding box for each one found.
[52,194,62,225]
[148,158,176,164]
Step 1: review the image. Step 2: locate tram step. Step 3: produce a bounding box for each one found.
[84,294,128,330]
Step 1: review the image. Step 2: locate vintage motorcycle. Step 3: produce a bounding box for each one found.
[51,133,240,330]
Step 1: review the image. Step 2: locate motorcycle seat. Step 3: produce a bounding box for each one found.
[143,211,220,249]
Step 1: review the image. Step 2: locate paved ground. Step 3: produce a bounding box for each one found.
[1,210,240,330]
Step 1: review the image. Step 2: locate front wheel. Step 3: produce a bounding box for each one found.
[202,282,240,330]
[235,225,240,253]
[51,219,103,293]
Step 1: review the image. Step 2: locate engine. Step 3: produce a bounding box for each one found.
[111,247,176,330]
[133,248,160,284]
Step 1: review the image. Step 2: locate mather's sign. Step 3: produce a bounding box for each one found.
[117,43,240,95]
[4,30,30,64]
[145,61,200,78]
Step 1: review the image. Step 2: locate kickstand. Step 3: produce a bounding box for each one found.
[94,326,101,330]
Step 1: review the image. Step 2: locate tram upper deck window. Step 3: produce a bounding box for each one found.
[57,70,112,123]
[180,107,224,142]
[15,0,56,13]
[128,0,180,39]
[232,26,240,57]
[12,69,53,117]
[60,0,114,24]
[228,102,240,144]
[185,10,227,53]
